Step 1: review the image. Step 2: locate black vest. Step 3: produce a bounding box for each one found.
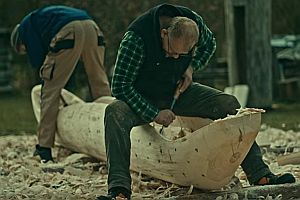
[128,4,197,103]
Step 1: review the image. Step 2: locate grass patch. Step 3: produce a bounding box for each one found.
[261,101,300,131]
[0,92,37,135]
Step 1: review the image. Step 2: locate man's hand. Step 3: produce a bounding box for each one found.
[178,65,193,93]
[154,109,176,127]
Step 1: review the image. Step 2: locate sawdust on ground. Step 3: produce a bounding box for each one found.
[0,125,299,200]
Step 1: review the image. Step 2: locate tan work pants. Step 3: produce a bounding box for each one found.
[38,20,111,147]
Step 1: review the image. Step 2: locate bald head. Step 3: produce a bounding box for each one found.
[160,16,199,58]
[168,16,199,47]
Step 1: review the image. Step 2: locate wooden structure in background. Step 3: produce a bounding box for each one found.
[225,0,272,108]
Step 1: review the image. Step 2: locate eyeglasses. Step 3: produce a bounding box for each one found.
[165,33,196,58]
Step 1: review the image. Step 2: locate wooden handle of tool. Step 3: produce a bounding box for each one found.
[174,79,184,99]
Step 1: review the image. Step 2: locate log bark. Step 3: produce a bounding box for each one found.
[277,152,300,166]
[162,182,300,200]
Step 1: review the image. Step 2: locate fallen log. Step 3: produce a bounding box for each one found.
[31,85,263,190]
[260,145,297,154]
[161,182,300,200]
[277,152,300,166]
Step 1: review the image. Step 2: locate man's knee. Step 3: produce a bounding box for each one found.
[221,94,241,115]
[105,100,131,118]
[105,100,139,126]
[214,94,241,118]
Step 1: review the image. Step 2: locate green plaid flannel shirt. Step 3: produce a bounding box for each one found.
[111,13,216,122]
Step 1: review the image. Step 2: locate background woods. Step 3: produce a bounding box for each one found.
[1,0,300,91]
[0,0,299,133]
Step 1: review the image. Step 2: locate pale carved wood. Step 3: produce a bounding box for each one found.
[31,85,262,190]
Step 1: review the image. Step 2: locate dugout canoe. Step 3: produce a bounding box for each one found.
[31,84,263,190]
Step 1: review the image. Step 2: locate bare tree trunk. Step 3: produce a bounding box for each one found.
[225,0,272,108]
[246,0,272,107]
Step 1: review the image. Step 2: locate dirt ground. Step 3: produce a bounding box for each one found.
[0,125,299,200]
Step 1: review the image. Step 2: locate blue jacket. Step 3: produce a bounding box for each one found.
[18,5,91,69]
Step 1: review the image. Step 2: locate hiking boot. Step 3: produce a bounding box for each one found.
[96,195,111,200]
[254,173,296,185]
[96,194,128,200]
[33,144,54,163]
[96,187,131,200]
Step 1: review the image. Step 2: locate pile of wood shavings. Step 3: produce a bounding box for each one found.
[235,125,300,187]
[0,125,299,200]
[0,135,184,200]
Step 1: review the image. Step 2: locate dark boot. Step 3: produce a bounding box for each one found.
[33,144,54,163]
[96,195,111,200]
[254,173,295,185]
[96,187,131,200]
[96,194,128,200]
